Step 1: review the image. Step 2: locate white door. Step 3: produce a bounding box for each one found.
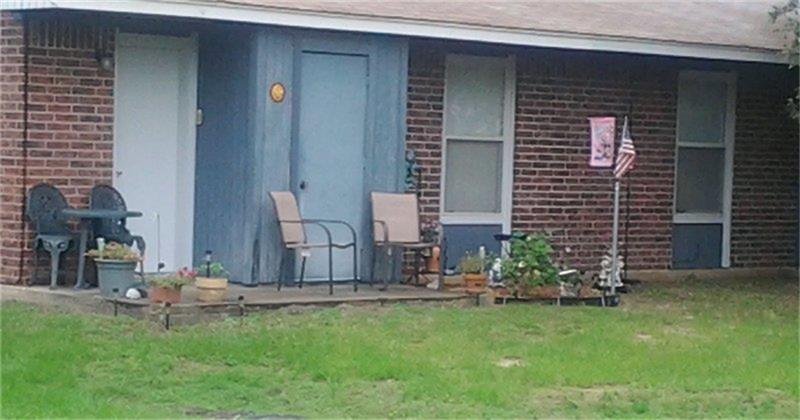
[113,33,197,273]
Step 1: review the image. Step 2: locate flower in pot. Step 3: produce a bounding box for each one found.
[499,234,560,298]
[86,242,141,298]
[458,252,490,290]
[193,261,230,303]
[147,267,195,305]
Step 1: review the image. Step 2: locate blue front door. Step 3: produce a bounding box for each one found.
[294,51,368,280]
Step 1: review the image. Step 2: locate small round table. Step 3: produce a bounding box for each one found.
[60,208,143,289]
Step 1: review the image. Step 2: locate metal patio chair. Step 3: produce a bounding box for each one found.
[370,192,439,290]
[25,183,74,288]
[269,191,359,295]
[89,184,146,274]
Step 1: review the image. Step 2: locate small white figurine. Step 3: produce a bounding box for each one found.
[125,288,142,299]
[489,257,503,284]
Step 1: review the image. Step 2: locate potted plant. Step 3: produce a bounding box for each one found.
[458,252,490,289]
[147,267,195,304]
[499,234,560,298]
[86,242,141,298]
[194,261,230,303]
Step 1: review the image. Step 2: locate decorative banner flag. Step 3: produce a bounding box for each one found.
[614,116,636,179]
[588,117,616,167]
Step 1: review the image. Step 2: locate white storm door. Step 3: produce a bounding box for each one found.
[113,33,198,273]
[440,54,516,233]
[672,71,736,268]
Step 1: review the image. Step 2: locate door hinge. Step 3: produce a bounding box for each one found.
[195,108,203,126]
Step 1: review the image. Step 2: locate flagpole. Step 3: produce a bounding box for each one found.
[609,115,631,297]
[610,179,620,296]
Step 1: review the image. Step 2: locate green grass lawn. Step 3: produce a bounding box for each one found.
[1,277,798,418]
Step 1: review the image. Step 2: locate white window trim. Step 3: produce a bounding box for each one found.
[673,70,737,267]
[440,54,516,233]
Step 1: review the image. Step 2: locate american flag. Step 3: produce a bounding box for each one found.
[613,116,636,179]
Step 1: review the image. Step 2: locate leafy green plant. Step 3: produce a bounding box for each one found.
[195,262,230,279]
[147,267,195,289]
[499,233,559,292]
[86,242,140,261]
[457,252,489,274]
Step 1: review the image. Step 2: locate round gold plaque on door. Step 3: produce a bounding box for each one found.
[269,82,285,103]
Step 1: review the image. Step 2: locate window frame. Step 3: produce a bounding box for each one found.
[439,54,516,232]
[673,70,737,267]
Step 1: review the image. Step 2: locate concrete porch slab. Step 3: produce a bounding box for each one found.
[0,283,474,325]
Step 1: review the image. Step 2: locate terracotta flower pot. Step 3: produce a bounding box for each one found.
[463,273,487,289]
[149,286,182,304]
[195,277,228,303]
[525,284,561,299]
[425,246,441,273]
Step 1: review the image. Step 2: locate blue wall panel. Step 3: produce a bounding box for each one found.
[194,27,408,285]
[253,30,409,285]
[193,28,256,283]
[442,224,503,271]
[672,224,722,269]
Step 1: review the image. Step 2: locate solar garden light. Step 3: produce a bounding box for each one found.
[204,250,212,278]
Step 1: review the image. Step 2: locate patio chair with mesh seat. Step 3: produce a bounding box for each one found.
[370,192,440,290]
[25,183,74,289]
[89,184,146,274]
[269,191,359,295]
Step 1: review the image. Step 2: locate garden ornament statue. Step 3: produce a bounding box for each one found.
[404,149,420,191]
[598,249,624,289]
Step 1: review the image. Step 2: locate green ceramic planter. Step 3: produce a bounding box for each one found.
[95,259,139,298]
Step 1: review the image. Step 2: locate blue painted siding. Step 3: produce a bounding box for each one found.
[672,224,722,269]
[255,30,409,285]
[195,27,408,285]
[442,224,503,270]
[193,28,257,283]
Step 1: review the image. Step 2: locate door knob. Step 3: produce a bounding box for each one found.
[299,180,307,190]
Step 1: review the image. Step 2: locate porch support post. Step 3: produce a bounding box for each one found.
[610,180,621,295]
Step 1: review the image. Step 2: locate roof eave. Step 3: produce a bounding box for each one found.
[2,0,786,64]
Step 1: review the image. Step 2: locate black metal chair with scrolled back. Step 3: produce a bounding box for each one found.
[89,184,146,274]
[25,183,74,288]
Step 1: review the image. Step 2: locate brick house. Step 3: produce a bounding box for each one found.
[1,1,797,286]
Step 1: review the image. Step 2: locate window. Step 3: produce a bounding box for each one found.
[675,148,724,213]
[442,55,515,226]
[444,140,503,212]
[673,71,736,267]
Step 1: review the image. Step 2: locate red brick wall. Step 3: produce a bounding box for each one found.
[0,13,114,284]
[0,12,26,284]
[513,51,677,270]
[731,82,799,267]
[406,40,798,272]
[406,49,444,223]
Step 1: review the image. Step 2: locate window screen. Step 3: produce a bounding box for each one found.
[677,79,727,144]
[675,147,724,213]
[444,140,503,213]
[445,56,506,138]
